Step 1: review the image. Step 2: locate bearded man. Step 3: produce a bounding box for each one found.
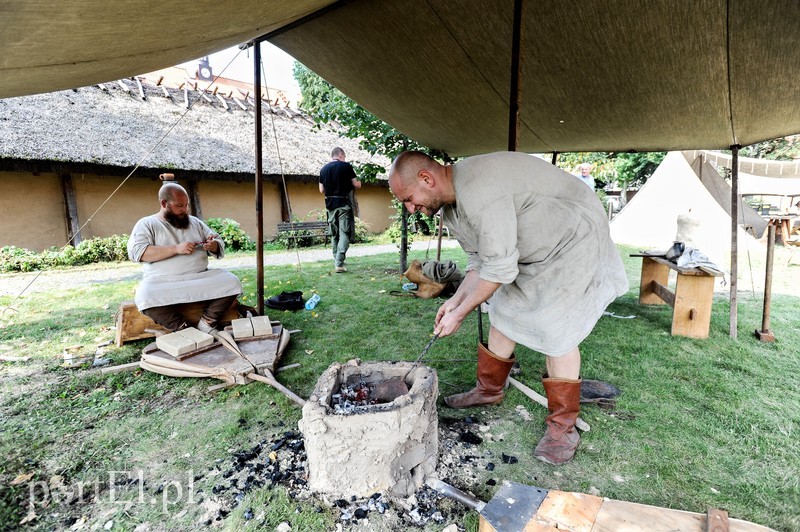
[127,182,242,333]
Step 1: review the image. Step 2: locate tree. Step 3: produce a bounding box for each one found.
[294,63,451,183]
[740,135,800,160]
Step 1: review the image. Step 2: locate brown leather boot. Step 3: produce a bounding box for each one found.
[534,377,582,465]
[444,343,515,408]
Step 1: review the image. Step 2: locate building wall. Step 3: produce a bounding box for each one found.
[0,171,395,251]
[0,172,65,250]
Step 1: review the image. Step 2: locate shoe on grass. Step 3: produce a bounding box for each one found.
[335,266,347,273]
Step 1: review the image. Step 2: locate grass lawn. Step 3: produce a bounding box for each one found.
[1,245,798,531]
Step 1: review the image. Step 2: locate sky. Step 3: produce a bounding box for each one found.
[180,42,302,101]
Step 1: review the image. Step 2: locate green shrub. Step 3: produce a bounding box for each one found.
[0,235,130,273]
[206,218,256,252]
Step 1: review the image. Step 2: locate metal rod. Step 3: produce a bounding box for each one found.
[254,42,265,315]
[729,145,739,339]
[400,204,409,272]
[507,0,524,152]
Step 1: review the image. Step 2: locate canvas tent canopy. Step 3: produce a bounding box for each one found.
[2,1,800,156]
[609,152,765,269]
[684,150,800,211]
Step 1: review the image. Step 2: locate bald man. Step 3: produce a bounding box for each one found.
[127,182,242,333]
[389,151,628,465]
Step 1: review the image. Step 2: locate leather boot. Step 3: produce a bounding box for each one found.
[444,343,515,408]
[534,377,582,465]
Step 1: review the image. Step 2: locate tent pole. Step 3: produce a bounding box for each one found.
[551,151,558,165]
[507,0,523,152]
[254,41,265,315]
[729,145,740,339]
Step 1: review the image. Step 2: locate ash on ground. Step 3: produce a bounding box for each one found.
[199,414,515,529]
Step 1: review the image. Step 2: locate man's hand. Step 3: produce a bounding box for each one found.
[202,235,219,253]
[434,299,466,337]
[175,241,196,255]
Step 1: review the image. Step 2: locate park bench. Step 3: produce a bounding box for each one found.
[631,254,723,339]
[276,221,329,246]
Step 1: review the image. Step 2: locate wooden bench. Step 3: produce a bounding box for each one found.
[276,221,329,246]
[632,254,722,339]
[114,300,240,347]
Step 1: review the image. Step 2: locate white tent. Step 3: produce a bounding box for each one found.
[609,152,764,269]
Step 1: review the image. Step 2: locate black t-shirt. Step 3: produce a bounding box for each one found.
[319,160,357,210]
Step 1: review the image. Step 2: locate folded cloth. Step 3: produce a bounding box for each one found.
[676,247,724,276]
[266,291,304,311]
[421,260,464,289]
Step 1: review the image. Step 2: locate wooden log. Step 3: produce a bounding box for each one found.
[135,77,146,100]
[117,79,130,92]
[59,173,82,246]
[216,94,229,111]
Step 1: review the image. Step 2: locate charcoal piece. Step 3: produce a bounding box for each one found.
[501,453,518,464]
[459,431,483,445]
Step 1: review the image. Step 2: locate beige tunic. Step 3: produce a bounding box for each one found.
[127,215,242,311]
[442,152,628,356]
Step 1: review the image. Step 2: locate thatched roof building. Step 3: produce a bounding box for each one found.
[0,74,393,250]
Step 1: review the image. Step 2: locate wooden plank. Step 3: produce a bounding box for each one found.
[707,508,729,532]
[186,179,203,219]
[100,361,141,375]
[594,498,706,531]
[639,257,670,305]
[651,280,676,308]
[672,273,715,338]
[533,490,603,532]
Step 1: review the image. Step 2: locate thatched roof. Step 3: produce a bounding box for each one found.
[0,78,388,182]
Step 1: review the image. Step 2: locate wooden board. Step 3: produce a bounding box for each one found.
[478,488,776,532]
[141,342,255,385]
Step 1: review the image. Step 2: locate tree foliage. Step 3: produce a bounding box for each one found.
[557,151,665,189]
[739,135,800,160]
[294,63,451,184]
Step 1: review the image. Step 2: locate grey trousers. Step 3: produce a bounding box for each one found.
[328,206,354,267]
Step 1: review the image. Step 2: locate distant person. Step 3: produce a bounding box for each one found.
[388,151,628,465]
[319,147,362,273]
[127,182,242,333]
[575,163,595,190]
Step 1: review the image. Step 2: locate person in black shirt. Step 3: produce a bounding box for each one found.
[319,147,362,272]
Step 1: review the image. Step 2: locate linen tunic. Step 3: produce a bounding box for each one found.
[442,152,628,356]
[127,215,242,311]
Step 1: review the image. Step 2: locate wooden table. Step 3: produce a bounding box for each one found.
[767,215,798,245]
[632,255,722,339]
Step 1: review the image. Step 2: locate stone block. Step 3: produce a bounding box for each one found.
[251,316,272,336]
[175,327,214,348]
[231,318,254,339]
[156,332,196,357]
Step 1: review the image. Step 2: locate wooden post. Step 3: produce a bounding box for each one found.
[254,40,265,315]
[186,179,203,219]
[755,224,776,342]
[729,146,739,339]
[507,0,523,152]
[278,182,290,222]
[551,151,558,165]
[59,173,82,245]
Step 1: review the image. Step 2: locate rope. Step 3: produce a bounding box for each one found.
[259,57,303,270]
[1,51,244,316]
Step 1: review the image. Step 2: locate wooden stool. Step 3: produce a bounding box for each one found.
[114,300,240,347]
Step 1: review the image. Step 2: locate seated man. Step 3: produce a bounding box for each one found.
[127,182,242,333]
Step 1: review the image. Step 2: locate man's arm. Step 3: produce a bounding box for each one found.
[351,177,362,189]
[319,182,325,194]
[140,242,196,262]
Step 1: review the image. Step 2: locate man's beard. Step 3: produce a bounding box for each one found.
[165,211,190,229]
